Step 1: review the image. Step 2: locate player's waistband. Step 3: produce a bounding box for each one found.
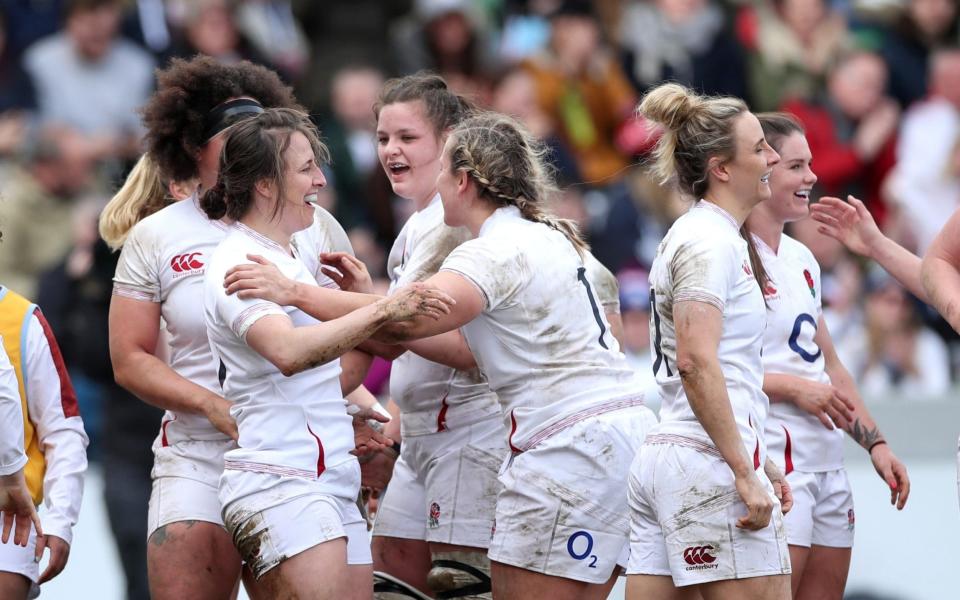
[510,394,646,454]
[400,397,500,437]
[643,433,723,459]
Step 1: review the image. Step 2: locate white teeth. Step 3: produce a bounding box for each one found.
[305,193,319,205]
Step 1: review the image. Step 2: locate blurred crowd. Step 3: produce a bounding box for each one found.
[0,0,957,596]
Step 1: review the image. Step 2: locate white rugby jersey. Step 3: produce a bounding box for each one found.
[204,223,355,482]
[292,206,354,285]
[757,234,843,473]
[386,195,500,437]
[440,206,643,452]
[113,196,230,442]
[648,201,768,467]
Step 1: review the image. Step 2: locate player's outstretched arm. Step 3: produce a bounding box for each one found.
[811,195,927,302]
[922,208,960,333]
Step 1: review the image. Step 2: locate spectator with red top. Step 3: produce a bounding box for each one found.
[781,50,899,225]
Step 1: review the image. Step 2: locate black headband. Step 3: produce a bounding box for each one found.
[203,98,265,142]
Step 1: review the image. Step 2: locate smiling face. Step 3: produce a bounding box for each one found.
[377,100,444,205]
[767,132,817,223]
[274,130,326,233]
[722,112,781,207]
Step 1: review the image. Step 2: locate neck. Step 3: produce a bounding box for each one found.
[415,188,438,212]
[701,187,755,226]
[241,204,293,252]
[746,207,785,254]
[464,201,498,237]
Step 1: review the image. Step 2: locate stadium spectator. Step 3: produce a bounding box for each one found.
[782,50,899,225]
[0,9,36,159]
[884,48,960,254]
[0,136,94,299]
[169,0,270,67]
[618,0,748,99]
[747,0,851,111]
[22,0,153,168]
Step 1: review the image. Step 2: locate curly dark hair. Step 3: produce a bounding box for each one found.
[142,55,302,183]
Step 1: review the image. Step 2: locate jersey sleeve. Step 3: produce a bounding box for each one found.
[670,235,740,312]
[583,250,620,313]
[396,223,471,286]
[440,238,523,310]
[293,207,355,282]
[0,338,27,477]
[24,311,88,544]
[209,261,287,340]
[113,221,161,302]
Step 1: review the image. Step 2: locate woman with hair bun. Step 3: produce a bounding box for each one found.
[625,83,792,599]
[200,107,453,599]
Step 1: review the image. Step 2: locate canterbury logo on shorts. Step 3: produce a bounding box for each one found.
[170,252,204,274]
[683,545,719,570]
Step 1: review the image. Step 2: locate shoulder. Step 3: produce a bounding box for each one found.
[112,38,155,71]
[23,35,66,68]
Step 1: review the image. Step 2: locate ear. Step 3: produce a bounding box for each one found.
[168,179,198,201]
[254,177,275,200]
[456,169,471,195]
[708,156,730,183]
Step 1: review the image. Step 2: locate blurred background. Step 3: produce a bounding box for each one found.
[0,0,957,597]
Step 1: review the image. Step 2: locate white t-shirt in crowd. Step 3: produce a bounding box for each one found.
[386,195,500,436]
[756,234,843,473]
[647,201,768,466]
[204,223,355,488]
[440,206,641,451]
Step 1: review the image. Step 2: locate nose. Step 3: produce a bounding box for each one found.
[805,166,818,186]
[314,168,327,188]
[767,146,780,167]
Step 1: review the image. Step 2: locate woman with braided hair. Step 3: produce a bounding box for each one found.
[389,111,657,598]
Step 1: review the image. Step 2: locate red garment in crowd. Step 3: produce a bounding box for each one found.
[781,98,897,226]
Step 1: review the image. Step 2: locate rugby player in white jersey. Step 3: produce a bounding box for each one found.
[748,112,909,599]
[199,107,452,599]
[103,56,384,600]
[625,83,791,600]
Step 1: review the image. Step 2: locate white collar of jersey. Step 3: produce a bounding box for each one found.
[751,232,777,257]
[478,205,522,237]
[234,221,286,253]
[693,200,738,230]
[192,193,229,231]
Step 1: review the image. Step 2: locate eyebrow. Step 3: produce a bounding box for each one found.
[754,137,766,147]
[377,127,420,135]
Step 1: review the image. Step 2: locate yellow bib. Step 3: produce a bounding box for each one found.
[0,288,46,505]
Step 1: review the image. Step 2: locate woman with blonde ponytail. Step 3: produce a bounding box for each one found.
[625,83,791,600]
[98,154,171,250]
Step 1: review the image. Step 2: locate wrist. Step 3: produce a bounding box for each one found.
[868,440,888,455]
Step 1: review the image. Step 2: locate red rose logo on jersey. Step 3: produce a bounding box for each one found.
[171,252,204,276]
[803,269,816,298]
[428,502,440,529]
[742,261,753,277]
[683,545,719,571]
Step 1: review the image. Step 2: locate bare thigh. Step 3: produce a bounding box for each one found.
[147,520,242,600]
[490,560,618,600]
[373,535,432,594]
[0,571,31,600]
[626,575,702,600]
[698,574,790,600]
[794,545,850,600]
[257,537,351,600]
[787,544,810,598]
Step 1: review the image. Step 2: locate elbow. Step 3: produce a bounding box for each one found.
[675,351,708,382]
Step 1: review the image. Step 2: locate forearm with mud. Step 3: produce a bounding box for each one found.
[679,355,755,478]
[114,350,224,417]
[275,302,394,376]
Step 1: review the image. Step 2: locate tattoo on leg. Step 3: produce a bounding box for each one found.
[150,526,169,547]
[847,419,883,450]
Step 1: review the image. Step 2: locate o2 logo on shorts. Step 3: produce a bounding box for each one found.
[566,531,598,568]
